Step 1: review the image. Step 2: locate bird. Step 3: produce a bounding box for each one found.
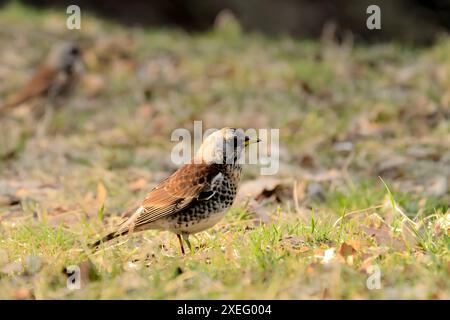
[0,41,83,115]
[91,127,260,254]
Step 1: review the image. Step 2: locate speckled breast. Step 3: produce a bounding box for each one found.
[170,165,242,234]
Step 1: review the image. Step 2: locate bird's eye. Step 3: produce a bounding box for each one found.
[70,47,80,55]
[233,136,238,147]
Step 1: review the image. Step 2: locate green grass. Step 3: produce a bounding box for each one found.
[0,2,449,299]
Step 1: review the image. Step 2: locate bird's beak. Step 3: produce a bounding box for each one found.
[244,136,261,147]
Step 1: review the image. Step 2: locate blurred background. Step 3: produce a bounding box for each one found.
[3,0,450,44]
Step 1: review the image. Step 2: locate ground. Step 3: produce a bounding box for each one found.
[0,3,449,299]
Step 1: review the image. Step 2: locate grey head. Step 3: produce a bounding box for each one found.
[195,127,260,165]
[46,41,82,72]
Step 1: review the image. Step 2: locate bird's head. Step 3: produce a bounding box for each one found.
[195,127,260,164]
[47,42,82,73]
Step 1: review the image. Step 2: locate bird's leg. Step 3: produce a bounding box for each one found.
[182,232,193,253]
[176,234,185,255]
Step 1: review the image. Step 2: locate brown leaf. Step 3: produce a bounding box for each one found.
[81,73,105,96]
[298,154,315,168]
[237,178,291,202]
[128,178,148,193]
[339,242,357,258]
[362,214,406,251]
[13,288,33,300]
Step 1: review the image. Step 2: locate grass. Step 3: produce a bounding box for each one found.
[0,2,449,299]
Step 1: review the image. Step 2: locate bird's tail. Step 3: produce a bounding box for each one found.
[0,94,29,116]
[89,207,140,249]
[89,229,128,249]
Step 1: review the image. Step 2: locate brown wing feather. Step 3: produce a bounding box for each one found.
[90,162,224,247]
[131,162,221,229]
[0,65,57,111]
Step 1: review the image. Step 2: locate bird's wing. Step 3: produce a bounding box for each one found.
[129,163,223,230]
[0,65,57,111]
[18,65,58,99]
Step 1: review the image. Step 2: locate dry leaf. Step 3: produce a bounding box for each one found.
[298,154,315,168]
[13,288,32,300]
[339,241,358,265]
[82,73,105,96]
[339,242,357,258]
[237,177,291,202]
[128,178,148,192]
[362,214,406,251]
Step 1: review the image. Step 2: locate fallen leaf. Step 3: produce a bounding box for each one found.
[237,178,291,202]
[306,264,315,274]
[298,154,315,168]
[82,73,105,96]
[128,178,148,192]
[13,288,32,300]
[339,242,357,258]
[339,241,358,265]
[362,214,406,251]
